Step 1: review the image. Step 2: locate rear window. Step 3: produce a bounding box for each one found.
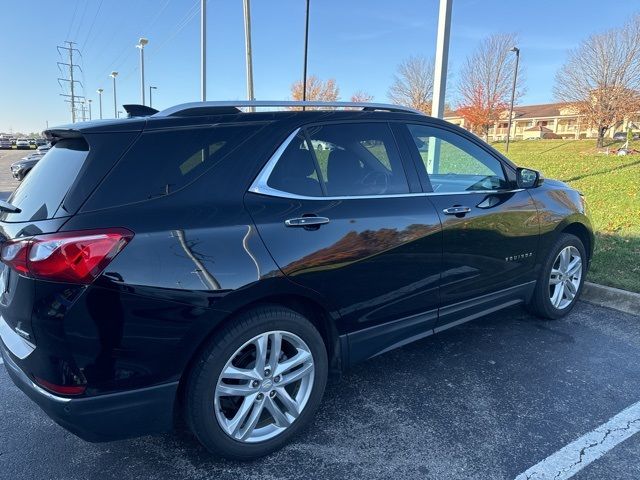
[3,138,89,222]
[87,124,261,208]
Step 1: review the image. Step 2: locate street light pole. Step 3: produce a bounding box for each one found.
[431,0,452,119]
[110,71,118,118]
[505,47,520,153]
[302,0,310,102]
[88,99,92,121]
[97,88,103,119]
[137,38,149,105]
[243,0,255,110]
[200,0,206,101]
[149,86,157,108]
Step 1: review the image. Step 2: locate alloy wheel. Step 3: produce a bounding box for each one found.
[214,331,315,443]
[548,245,582,310]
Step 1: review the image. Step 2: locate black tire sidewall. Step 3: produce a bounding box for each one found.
[185,306,328,460]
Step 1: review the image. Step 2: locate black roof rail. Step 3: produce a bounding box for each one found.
[154,101,424,117]
[123,104,160,118]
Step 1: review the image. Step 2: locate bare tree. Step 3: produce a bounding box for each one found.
[350,91,374,103]
[290,75,340,107]
[387,56,434,113]
[456,33,522,141]
[555,15,640,147]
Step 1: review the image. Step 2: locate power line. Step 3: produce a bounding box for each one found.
[65,0,81,42]
[80,0,105,51]
[72,0,90,42]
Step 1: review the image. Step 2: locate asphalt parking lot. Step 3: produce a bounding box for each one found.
[0,149,25,196]
[2,302,640,480]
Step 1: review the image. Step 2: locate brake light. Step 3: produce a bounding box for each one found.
[0,228,133,284]
[34,376,86,396]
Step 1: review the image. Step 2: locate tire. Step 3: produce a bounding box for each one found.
[527,233,587,319]
[184,305,328,460]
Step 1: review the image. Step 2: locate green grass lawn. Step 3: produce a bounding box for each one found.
[493,139,640,293]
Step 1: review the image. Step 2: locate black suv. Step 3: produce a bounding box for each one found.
[0,101,593,459]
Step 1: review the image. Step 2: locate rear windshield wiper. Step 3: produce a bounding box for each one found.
[0,200,21,214]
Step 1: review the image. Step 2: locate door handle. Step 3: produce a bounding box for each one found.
[442,206,471,215]
[284,216,330,228]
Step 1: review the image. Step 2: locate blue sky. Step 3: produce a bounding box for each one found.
[0,0,638,133]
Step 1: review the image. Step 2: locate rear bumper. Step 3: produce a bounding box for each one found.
[1,346,178,442]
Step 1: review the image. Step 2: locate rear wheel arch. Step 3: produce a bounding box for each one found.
[175,293,342,420]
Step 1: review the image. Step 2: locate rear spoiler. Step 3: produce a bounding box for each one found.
[123,104,159,118]
[43,128,84,145]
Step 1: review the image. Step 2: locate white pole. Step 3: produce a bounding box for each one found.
[428,0,452,174]
[200,0,207,101]
[431,0,452,119]
[243,0,255,110]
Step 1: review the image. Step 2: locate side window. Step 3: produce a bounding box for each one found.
[407,124,509,192]
[267,131,323,197]
[305,122,409,196]
[89,124,262,207]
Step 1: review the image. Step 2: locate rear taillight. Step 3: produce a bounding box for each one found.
[0,228,133,284]
[34,376,86,396]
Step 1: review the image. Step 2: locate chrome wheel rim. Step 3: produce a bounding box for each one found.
[214,331,315,443]
[549,246,582,310]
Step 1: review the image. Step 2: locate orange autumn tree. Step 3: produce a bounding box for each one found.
[290,76,340,108]
[456,33,522,141]
[457,84,509,141]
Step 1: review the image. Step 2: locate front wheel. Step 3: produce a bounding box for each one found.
[184,305,328,459]
[528,233,587,319]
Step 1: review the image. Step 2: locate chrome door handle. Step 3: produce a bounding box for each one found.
[443,206,471,215]
[284,216,330,228]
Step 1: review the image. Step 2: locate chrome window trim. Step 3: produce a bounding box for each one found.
[247,128,524,201]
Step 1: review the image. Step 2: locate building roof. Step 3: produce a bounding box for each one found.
[444,102,573,120]
[512,103,570,119]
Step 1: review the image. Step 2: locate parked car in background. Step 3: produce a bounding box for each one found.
[28,139,36,146]
[35,138,47,146]
[0,101,593,460]
[10,152,44,180]
[612,131,640,141]
[0,138,12,149]
[10,138,16,146]
[15,139,30,149]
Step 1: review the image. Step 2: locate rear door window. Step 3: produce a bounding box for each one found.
[305,122,409,196]
[2,138,89,222]
[88,124,262,208]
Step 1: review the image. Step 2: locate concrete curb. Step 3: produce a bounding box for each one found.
[582,282,640,316]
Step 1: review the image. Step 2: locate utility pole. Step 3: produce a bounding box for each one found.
[137,38,149,105]
[88,99,92,121]
[57,41,84,123]
[431,0,452,119]
[200,0,206,101]
[97,89,103,119]
[302,0,310,102]
[505,47,520,153]
[149,86,157,108]
[110,72,118,118]
[427,0,452,175]
[243,0,255,110]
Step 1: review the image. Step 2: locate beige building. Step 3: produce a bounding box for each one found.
[444,102,640,142]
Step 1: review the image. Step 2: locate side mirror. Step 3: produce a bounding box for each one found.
[517,167,543,189]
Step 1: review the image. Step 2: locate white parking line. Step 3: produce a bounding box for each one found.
[515,401,640,479]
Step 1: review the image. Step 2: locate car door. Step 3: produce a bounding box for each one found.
[245,121,442,364]
[401,123,539,329]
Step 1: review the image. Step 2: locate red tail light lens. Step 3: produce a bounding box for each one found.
[0,228,133,284]
[34,376,86,396]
